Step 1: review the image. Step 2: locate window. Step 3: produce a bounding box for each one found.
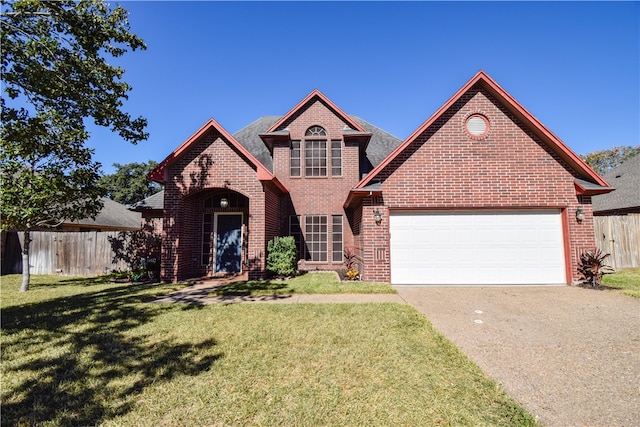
[304,126,327,177]
[202,213,213,265]
[331,140,341,176]
[305,215,327,262]
[289,215,304,258]
[306,126,327,137]
[290,140,301,177]
[332,215,343,262]
[305,140,326,177]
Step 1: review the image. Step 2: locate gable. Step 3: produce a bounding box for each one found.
[267,89,366,134]
[377,86,587,208]
[355,71,610,194]
[148,118,287,193]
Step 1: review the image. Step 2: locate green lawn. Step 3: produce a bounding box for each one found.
[1,274,536,426]
[209,271,396,296]
[602,268,640,298]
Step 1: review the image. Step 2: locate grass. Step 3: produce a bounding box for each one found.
[602,268,640,298]
[1,274,537,426]
[209,271,396,296]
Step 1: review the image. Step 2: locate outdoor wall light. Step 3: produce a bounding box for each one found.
[576,208,585,223]
[373,209,382,225]
[220,198,229,208]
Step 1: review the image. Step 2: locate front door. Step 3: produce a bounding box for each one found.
[215,213,243,273]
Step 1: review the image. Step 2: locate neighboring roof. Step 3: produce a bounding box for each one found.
[147,118,288,194]
[130,190,164,211]
[66,197,141,230]
[592,154,640,213]
[354,70,611,193]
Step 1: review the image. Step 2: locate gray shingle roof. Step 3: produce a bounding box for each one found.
[592,154,640,213]
[231,115,402,174]
[232,116,279,171]
[67,197,141,230]
[130,190,164,211]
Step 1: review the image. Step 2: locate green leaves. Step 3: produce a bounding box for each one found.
[1,1,147,288]
[98,161,161,206]
[1,0,148,143]
[581,145,640,175]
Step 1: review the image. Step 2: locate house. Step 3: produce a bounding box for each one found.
[592,153,640,216]
[130,190,164,235]
[148,71,612,285]
[591,154,640,269]
[62,197,141,231]
[1,198,141,275]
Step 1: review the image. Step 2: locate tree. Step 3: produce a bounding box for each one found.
[1,0,147,291]
[99,161,161,206]
[581,145,640,175]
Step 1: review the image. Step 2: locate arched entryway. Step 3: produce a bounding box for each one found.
[200,190,249,276]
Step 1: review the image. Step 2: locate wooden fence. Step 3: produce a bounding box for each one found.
[2,231,130,276]
[594,214,640,270]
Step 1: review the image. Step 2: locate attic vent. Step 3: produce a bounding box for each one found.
[464,114,490,139]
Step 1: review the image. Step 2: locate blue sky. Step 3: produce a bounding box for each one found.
[88,1,640,175]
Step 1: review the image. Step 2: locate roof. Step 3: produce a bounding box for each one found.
[66,197,141,230]
[130,190,164,211]
[231,115,402,174]
[354,70,611,193]
[592,154,640,213]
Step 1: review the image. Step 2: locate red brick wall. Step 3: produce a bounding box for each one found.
[160,128,271,282]
[271,99,361,271]
[363,86,594,283]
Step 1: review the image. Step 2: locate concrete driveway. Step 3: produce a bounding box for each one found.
[395,286,640,427]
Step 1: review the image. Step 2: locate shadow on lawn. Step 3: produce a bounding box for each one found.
[1,282,222,426]
[210,279,291,296]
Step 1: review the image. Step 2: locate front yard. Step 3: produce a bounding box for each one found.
[602,267,640,298]
[1,274,536,426]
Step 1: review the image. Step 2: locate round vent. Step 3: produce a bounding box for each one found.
[465,114,490,139]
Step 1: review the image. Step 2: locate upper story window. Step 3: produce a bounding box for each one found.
[305,140,327,176]
[304,125,327,177]
[290,140,301,177]
[289,126,343,178]
[331,140,341,176]
[306,126,327,137]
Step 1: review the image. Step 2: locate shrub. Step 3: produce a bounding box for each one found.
[578,248,615,288]
[266,236,298,277]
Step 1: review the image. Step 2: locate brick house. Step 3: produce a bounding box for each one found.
[148,71,612,285]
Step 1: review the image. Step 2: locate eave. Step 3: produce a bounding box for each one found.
[259,129,291,153]
[574,179,615,196]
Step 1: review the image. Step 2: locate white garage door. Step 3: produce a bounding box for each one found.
[389,210,566,285]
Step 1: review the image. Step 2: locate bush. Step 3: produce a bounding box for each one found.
[578,248,615,288]
[266,236,298,277]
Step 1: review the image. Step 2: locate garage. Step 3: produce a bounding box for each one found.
[389,210,566,285]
